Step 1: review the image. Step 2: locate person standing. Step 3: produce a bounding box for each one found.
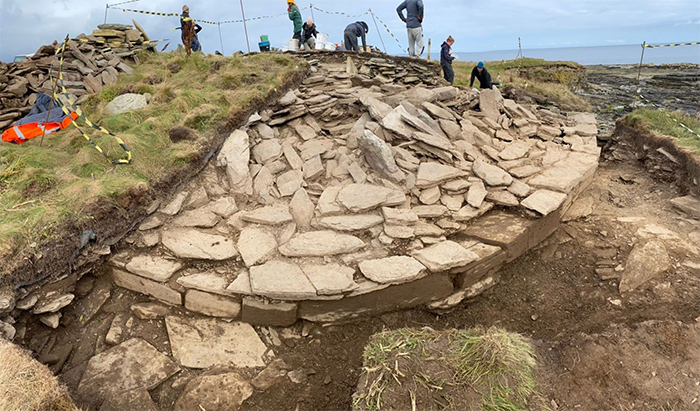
[180,5,202,55]
[300,17,319,50]
[287,0,303,42]
[470,62,499,89]
[440,36,456,85]
[396,0,424,58]
[344,21,369,52]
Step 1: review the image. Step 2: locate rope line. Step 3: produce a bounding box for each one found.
[644,42,699,49]
[116,8,218,25]
[310,5,368,18]
[638,93,700,139]
[49,36,133,164]
[368,10,404,52]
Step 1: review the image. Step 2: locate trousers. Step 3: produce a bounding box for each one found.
[344,31,359,52]
[442,63,454,85]
[407,27,424,57]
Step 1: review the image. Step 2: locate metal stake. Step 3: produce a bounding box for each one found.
[369,9,386,53]
[239,0,251,53]
[310,3,315,23]
[218,23,225,55]
[633,41,646,108]
[104,4,109,24]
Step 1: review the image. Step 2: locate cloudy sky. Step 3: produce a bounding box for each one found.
[1,0,699,62]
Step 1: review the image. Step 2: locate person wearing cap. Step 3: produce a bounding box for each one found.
[300,17,319,50]
[470,62,499,89]
[287,0,303,42]
[180,5,202,55]
[440,36,456,85]
[396,0,424,58]
[344,21,369,52]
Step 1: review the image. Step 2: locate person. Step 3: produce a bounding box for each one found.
[300,17,318,50]
[344,21,369,52]
[287,0,303,42]
[180,5,202,55]
[470,62,500,89]
[440,36,456,85]
[396,0,424,58]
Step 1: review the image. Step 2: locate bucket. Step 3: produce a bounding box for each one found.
[314,41,325,50]
[324,43,335,51]
[317,33,329,44]
[289,39,300,51]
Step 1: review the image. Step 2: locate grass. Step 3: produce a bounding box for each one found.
[623,108,700,153]
[0,340,80,411]
[452,58,591,112]
[0,50,303,268]
[354,326,544,411]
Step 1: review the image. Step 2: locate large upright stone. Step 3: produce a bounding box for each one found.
[162,229,238,260]
[358,256,427,284]
[479,88,503,121]
[166,316,267,368]
[249,260,317,300]
[289,188,315,231]
[336,184,406,212]
[619,241,671,292]
[412,241,479,272]
[78,339,180,407]
[125,255,182,282]
[279,231,365,257]
[416,163,464,188]
[237,227,277,267]
[218,130,253,196]
[361,129,405,183]
[472,159,513,187]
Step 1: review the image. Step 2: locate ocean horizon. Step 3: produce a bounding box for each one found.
[420,44,700,65]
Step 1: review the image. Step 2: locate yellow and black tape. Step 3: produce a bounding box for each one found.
[644,42,699,49]
[369,11,405,52]
[50,38,133,165]
[117,7,218,25]
[310,6,368,18]
[70,37,164,48]
[219,8,309,25]
[638,93,700,139]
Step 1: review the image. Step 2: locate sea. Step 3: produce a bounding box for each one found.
[423,44,700,65]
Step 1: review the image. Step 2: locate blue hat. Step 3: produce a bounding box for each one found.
[477,62,484,69]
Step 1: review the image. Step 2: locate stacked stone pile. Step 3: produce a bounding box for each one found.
[0,23,153,132]
[95,55,600,325]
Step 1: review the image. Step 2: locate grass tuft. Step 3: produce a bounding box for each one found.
[624,108,700,153]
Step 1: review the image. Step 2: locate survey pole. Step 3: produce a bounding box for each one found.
[240,0,251,53]
[633,41,646,107]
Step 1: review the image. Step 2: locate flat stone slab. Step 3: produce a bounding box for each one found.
[125,255,182,282]
[162,229,238,260]
[166,316,266,369]
[175,372,253,411]
[336,184,406,212]
[172,209,220,228]
[670,196,700,219]
[176,272,229,295]
[250,260,318,300]
[416,162,464,188]
[279,231,365,257]
[521,189,567,216]
[242,205,294,225]
[473,159,513,187]
[33,293,75,314]
[316,214,384,231]
[237,226,278,267]
[412,241,479,272]
[301,263,358,295]
[78,338,180,406]
[358,256,427,284]
[620,240,671,292]
[462,211,534,248]
[114,269,182,305]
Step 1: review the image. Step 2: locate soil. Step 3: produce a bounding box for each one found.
[13,62,700,411]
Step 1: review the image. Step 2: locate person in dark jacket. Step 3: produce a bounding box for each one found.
[470,62,500,89]
[396,0,424,57]
[300,17,319,50]
[287,0,303,41]
[344,21,369,52]
[440,36,456,85]
[180,5,202,55]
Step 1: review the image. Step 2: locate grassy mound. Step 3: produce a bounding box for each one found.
[354,327,546,411]
[0,50,303,270]
[452,58,590,112]
[623,108,700,153]
[0,340,79,411]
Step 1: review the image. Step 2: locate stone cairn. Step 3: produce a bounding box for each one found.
[0,23,154,132]
[101,54,600,326]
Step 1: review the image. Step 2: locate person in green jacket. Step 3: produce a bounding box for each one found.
[287,0,303,41]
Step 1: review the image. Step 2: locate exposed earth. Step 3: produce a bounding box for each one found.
[5,59,700,411]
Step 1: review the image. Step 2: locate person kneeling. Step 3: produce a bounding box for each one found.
[470,62,500,89]
[301,17,318,50]
[440,36,456,85]
[344,21,369,52]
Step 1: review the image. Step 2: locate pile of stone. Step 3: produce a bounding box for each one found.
[96,54,600,326]
[0,22,154,132]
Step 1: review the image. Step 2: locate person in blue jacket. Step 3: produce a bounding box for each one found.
[344,21,369,52]
[441,36,456,85]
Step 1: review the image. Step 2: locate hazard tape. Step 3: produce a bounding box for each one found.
[49,37,132,165]
[644,42,699,49]
[219,7,309,24]
[107,0,139,7]
[116,8,218,25]
[638,93,700,139]
[70,37,164,48]
[368,11,404,52]
[310,5,368,18]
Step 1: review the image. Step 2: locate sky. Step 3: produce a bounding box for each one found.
[1,0,699,62]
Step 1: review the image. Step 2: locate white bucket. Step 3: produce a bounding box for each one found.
[281,46,290,52]
[317,33,329,44]
[324,43,335,51]
[289,39,300,51]
[314,41,325,50]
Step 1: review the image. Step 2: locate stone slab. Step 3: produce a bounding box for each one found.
[279,231,365,257]
[162,229,238,260]
[113,269,182,305]
[412,241,479,272]
[241,298,298,326]
[175,372,253,411]
[301,263,358,295]
[315,214,384,231]
[237,226,278,267]
[185,289,241,318]
[358,256,427,284]
[249,260,318,300]
[125,255,182,282]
